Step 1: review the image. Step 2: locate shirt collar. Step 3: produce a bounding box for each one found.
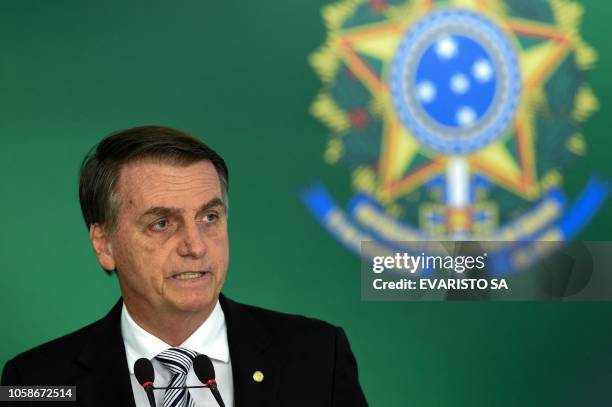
[121,300,230,373]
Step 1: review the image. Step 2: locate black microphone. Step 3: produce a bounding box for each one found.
[194,354,225,407]
[134,358,156,407]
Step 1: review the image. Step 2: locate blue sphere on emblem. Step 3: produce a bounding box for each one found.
[415,35,497,128]
[390,9,521,154]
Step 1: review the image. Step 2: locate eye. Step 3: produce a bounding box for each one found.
[150,219,170,232]
[204,213,219,223]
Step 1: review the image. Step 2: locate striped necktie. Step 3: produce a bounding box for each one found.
[155,347,198,407]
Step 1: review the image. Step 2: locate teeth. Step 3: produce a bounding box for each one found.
[174,272,204,280]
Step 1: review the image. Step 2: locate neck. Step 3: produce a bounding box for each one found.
[124,300,216,346]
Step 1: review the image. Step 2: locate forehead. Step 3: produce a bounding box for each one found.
[116,159,221,211]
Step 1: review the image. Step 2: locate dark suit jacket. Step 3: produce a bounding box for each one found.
[1,294,368,406]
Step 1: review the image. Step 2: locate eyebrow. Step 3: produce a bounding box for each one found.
[140,197,226,219]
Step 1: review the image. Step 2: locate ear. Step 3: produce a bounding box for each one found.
[89,223,116,272]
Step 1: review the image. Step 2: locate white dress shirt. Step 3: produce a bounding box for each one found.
[121,301,234,407]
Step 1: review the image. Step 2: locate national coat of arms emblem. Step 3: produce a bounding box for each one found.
[303,0,609,260]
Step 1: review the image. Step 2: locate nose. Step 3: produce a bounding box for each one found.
[177,221,207,258]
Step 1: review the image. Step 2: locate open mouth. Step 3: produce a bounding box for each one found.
[172,271,208,280]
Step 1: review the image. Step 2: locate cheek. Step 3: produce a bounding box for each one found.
[207,231,229,264]
[138,240,176,275]
[217,238,230,275]
[113,234,167,277]
[212,229,229,251]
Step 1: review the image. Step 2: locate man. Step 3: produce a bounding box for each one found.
[1,126,368,406]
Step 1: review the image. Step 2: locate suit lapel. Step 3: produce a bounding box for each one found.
[76,299,136,407]
[72,295,282,406]
[220,294,281,407]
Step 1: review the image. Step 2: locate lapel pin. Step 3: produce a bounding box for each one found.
[252,370,264,383]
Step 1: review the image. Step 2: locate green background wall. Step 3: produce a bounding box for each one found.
[1,1,611,405]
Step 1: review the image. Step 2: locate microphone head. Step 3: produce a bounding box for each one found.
[193,354,216,383]
[134,358,155,387]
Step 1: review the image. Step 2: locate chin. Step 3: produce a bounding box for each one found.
[173,294,217,313]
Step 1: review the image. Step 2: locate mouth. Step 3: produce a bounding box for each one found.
[171,271,209,280]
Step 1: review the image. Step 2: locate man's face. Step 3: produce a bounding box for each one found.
[97,160,229,318]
